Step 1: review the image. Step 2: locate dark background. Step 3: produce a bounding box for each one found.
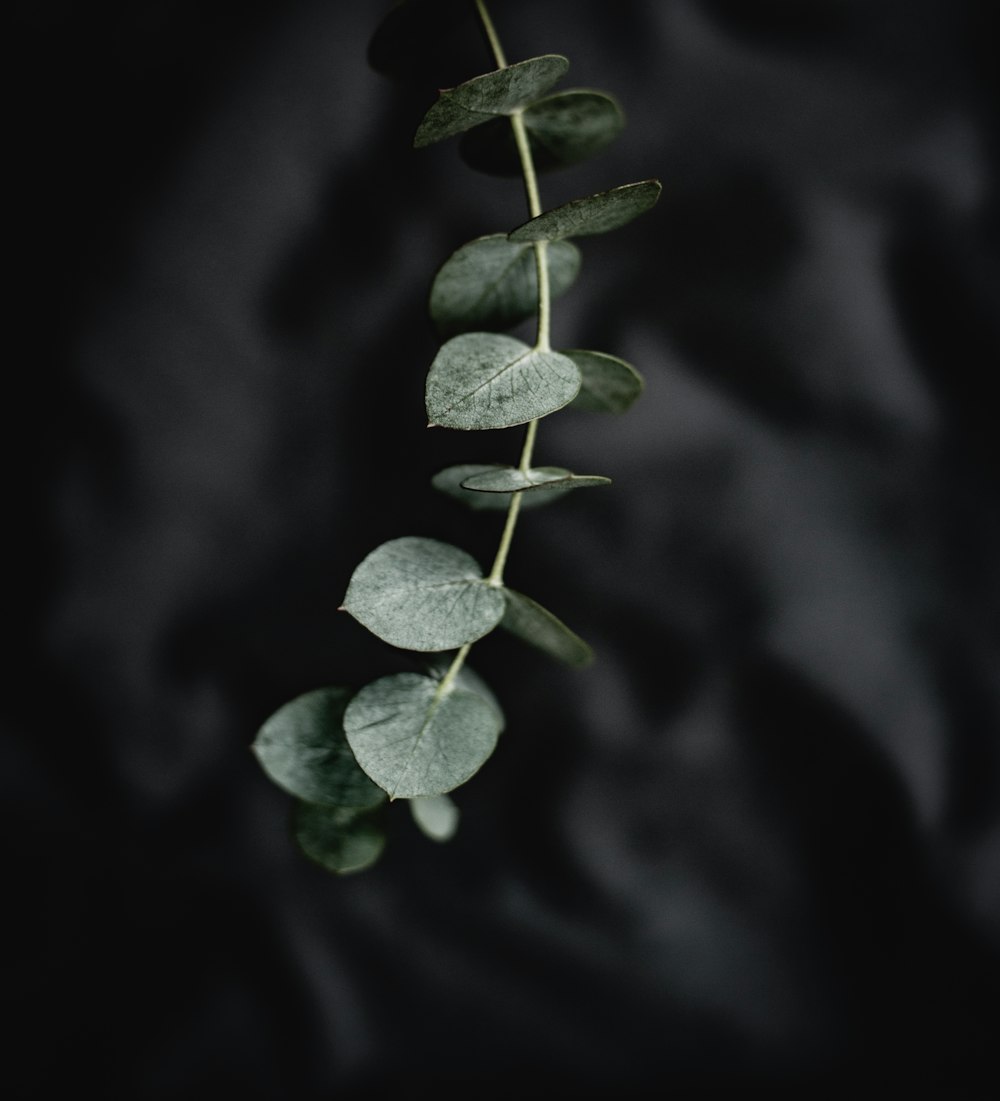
[13,0,999,1095]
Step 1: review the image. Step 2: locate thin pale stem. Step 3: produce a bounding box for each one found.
[436,642,473,697]
[488,487,523,584]
[475,0,508,68]
[518,417,538,473]
[508,109,550,349]
[476,0,549,586]
[510,112,543,219]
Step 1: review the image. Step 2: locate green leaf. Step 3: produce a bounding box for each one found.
[461,465,610,494]
[426,658,506,731]
[409,794,460,841]
[460,89,625,176]
[293,801,386,875]
[426,332,581,430]
[565,349,644,413]
[509,179,662,242]
[252,687,386,809]
[414,54,569,147]
[429,235,581,337]
[344,672,503,798]
[342,536,505,651]
[432,464,572,511]
[451,663,506,731]
[501,588,594,666]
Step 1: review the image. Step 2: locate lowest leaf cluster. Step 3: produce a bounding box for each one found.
[253,0,660,874]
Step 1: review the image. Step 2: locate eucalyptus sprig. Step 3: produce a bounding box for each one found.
[253,0,660,874]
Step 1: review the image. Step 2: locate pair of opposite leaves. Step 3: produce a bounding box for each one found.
[417,53,660,431]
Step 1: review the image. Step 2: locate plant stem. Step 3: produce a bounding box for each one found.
[485,413,538,583]
[518,417,538,473]
[475,0,508,68]
[487,490,522,585]
[436,642,472,698]
[473,0,550,591]
[432,3,555,712]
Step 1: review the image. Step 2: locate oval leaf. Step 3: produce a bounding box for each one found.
[509,179,662,242]
[502,589,594,667]
[293,801,386,875]
[252,687,385,809]
[344,672,502,798]
[426,332,581,430]
[565,349,644,413]
[432,464,572,511]
[410,794,460,842]
[460,89,625,176]
[342,536,505,651]
[461,465,610,494]
[430,235,581,337]
[414,54,569,147]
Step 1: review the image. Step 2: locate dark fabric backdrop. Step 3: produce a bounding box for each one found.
[14,0,999,1095]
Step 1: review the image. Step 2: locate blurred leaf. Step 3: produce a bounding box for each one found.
[369,0,482,88]
[293,801,386,875]
[409,793,460,841]
[430,235,581,337]
[252,687,385,809]
[461,465,610,494]
[501,589,594,666]
[565,349,644,412]
[432,464,572,511]
[426,332,580,430]
[342,536,505,651]
[460,89,624,175]
[414,54,569,147]
[344,672,502,798]
[509,179,662,241]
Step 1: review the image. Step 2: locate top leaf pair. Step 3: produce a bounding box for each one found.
[415,54,624,175]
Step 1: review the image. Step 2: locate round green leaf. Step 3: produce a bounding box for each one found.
[342,536,505,652]
[502,588,594,667]
[565,349,644,413]
[293,801,386,875]
[432,464,572,511]
[426,656,506,731]
[252,687,385,809]
[451,663,506,731]
[460,89,625,176]
[429,235,581,337]
[414,54,569,147]
[409,794,460,842]
[426,332,581,430]
[461,465,611,494]
[344,672,502,798]
[508,179,662,242]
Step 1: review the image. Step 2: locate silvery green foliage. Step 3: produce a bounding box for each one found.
[429,235,581,337]
[344,673,502,798]
[413,54,569,146]
[341,536,505,651]
[459,89,625,175]
[252,0,660,873]
[426,333,580,429]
